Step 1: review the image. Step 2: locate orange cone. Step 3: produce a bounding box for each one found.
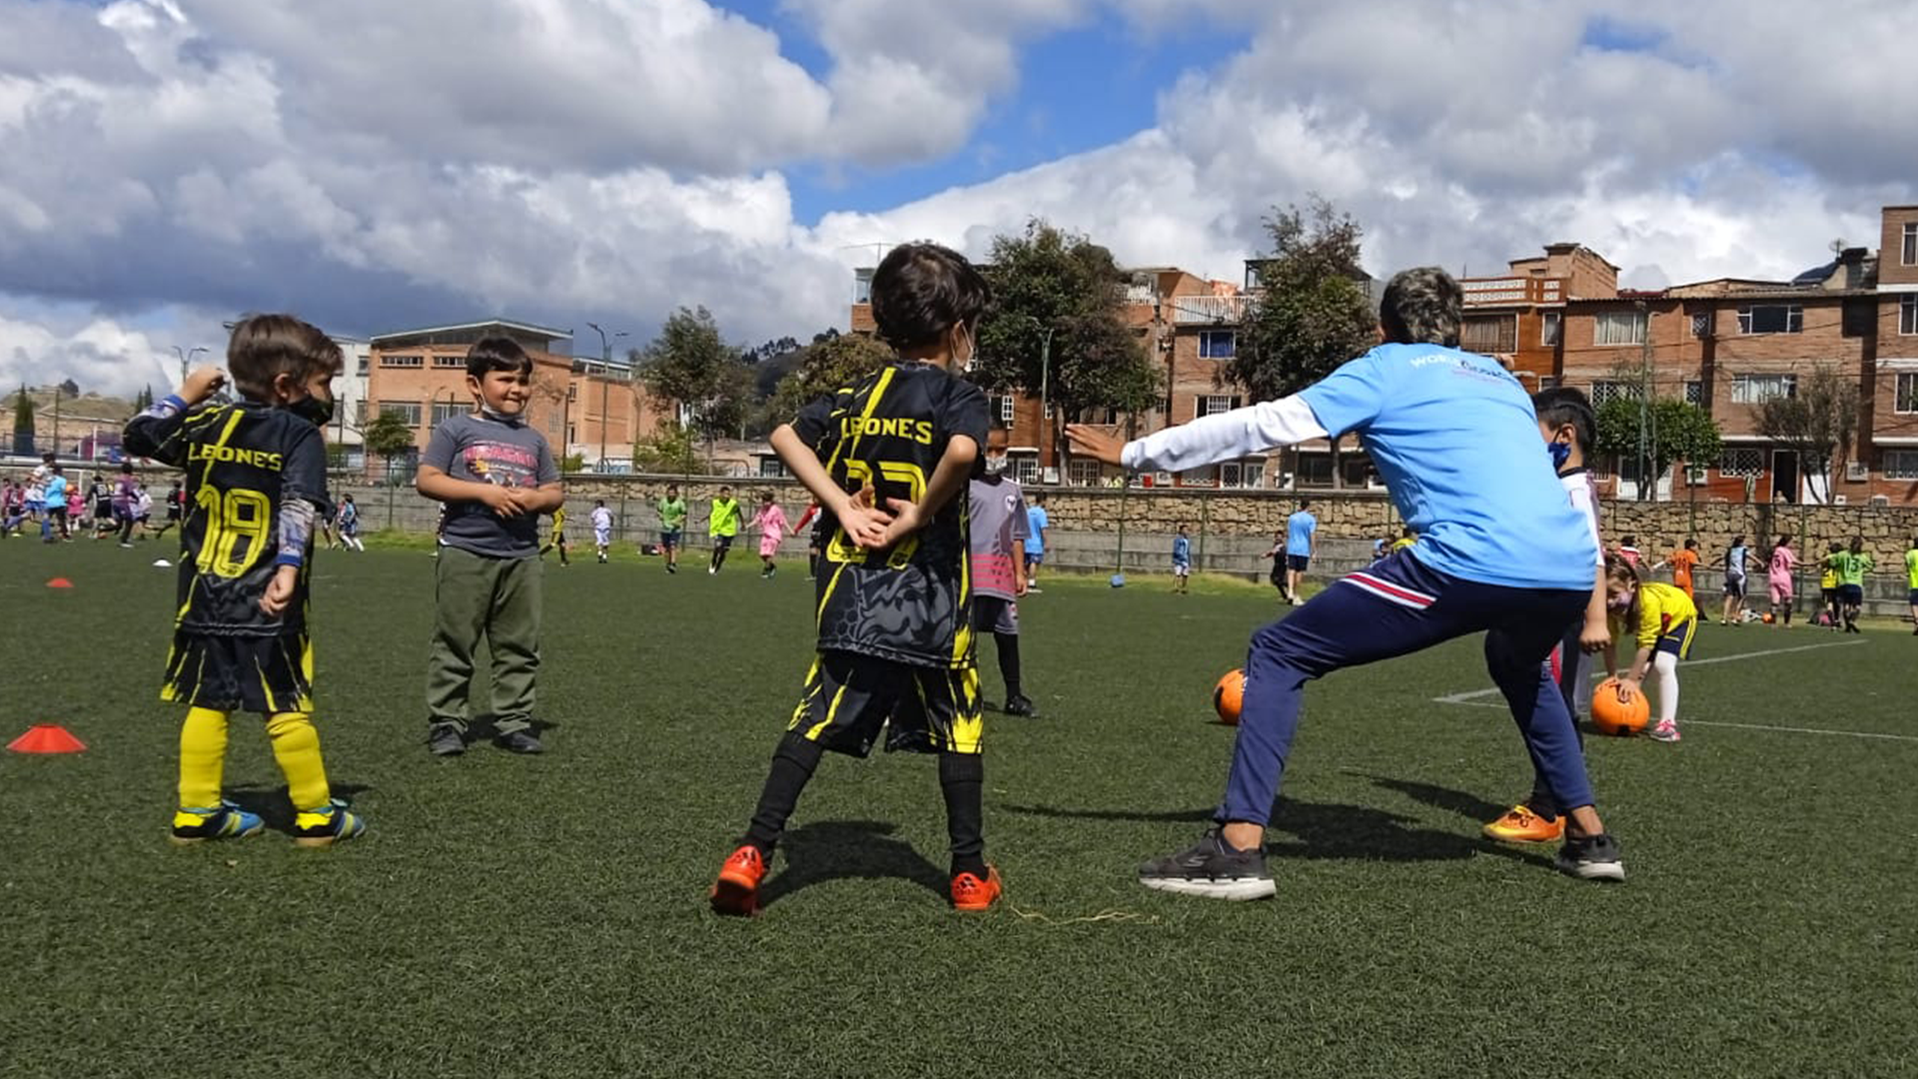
[7,725,87,753]
[46,577,74,589]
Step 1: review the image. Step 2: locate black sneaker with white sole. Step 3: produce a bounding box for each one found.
[1555,832,1625,881]
[1138,828,1276,901]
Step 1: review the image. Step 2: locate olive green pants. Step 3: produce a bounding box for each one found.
[427,546,543,736]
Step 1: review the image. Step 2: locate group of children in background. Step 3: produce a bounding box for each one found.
[1,461,185,545]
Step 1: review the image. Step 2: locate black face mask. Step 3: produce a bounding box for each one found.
[289,395,334,427]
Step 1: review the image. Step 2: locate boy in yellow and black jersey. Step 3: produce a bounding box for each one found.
[122,314,364,848]
[710,242,997,916]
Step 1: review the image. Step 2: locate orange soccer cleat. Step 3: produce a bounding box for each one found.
[950,866,1003,912]
[710,844,768,917]
[1480,804,1565,843]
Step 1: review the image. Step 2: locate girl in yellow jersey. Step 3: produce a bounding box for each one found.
[1603,553,1697,743]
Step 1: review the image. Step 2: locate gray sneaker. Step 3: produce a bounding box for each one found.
[427,725,465,757]
[1138,828,1276,900]
[1556,832,1625,881]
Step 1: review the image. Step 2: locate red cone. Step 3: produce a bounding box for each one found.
[7,725,87,753]
[46,577,74,589]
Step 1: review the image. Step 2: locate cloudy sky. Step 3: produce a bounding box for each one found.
[2,0,1914,396]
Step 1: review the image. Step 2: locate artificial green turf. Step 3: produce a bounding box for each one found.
[3,543,1914,1078]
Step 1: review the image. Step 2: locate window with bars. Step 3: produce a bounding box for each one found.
[1904,222,1917,266]
[1895,372,1918,414]
[1589,380,1640,407]
[1731,375,1797,404]
[1197,394,1241,418]
[1736,305,1802,335]
[1886,449,1918,481]
[1593,312,1647,346]
[430,402,469,428]
[356,357,371,376]
[1541,312,1562,346]
[433,354,465,368]
[378,402,422,426]
[1719,448,1764,476]
[1068,459,1101,486]
[1460,315,1517,354]
[1684,380,1703,406]
[1197,331,1236,359]
[380,354,424,368]
[1013,457,1041,485]
[995,396,1015,426]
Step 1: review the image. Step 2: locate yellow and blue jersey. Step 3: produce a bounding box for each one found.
[1611,581,1697,655]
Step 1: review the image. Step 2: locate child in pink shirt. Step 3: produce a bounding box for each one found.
[1767,534,1798,628]
[753,491,790,580]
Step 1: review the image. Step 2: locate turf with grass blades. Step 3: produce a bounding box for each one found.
[3,543,1914,1078]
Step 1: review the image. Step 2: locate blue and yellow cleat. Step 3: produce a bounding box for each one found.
[170,801,266,846]
[292,799,367,849]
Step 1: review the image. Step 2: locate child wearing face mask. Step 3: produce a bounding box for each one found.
[1481,386,1611,843]
[1603,552,1697,744]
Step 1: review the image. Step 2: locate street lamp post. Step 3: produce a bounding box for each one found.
[585,322,628,471]
[172,345,208,383]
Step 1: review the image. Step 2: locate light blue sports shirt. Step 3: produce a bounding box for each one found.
[1297,343,1596,590]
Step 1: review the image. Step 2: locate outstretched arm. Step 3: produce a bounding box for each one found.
[1067,396,1330,473]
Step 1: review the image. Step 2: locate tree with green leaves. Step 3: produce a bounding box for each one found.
[1595,395,1723,501]
[1233,197,1378,485]
[974,219,1163,463]
[631,421,704,476]
[1753,364,1859,503]
[763,331,894,427]
[362,409,417,482]
[12,384,34,456]
[637,307,754,462]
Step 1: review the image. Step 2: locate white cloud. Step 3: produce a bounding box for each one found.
[0,0,1914,400]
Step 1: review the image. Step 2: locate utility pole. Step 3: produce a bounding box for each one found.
[1636,300,1653,501]
[586,322,628,470]
[51,383,60,459]
[172,345,207,383]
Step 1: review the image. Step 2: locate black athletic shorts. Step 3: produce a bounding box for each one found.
[162,632,314,715]
[787,650,981,758]
[971,595,1018,636]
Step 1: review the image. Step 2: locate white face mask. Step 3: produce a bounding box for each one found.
[954,324,976,372]
[983,454,1007,476]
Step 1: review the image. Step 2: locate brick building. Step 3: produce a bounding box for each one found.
[844,205,1918,503]
[363,318,667,474]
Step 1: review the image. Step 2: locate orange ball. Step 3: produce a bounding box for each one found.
[1213,669,1245,725]
[1591,678,1651,736]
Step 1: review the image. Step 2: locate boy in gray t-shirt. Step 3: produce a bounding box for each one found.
[415,337,564,756]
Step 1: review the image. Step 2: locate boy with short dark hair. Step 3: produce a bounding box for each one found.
[707,484,741,575]
[123,314,364,846]
[971,465,1035,715]
[416,337,565,756]
[1284,499,1315,605]
[1068,266,1622,895]
[711,241,999,916]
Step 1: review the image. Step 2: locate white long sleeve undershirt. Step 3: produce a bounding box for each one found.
[1119,395,1332,474]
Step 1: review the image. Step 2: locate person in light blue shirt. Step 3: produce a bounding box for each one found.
[1024,492,1049,593]
[41,466,69,543]
[1066,266,1620,898]
[1171,521,1192,594]
[1283,500,1316,604]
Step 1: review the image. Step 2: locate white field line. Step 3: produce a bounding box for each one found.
[1431,639,1868,706]
[1431,639,1915,742]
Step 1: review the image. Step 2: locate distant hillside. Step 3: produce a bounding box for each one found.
[10,386,136,423]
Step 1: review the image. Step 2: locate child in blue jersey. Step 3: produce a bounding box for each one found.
[1069,267,1621,897]
[1284,500,1315,605]
[1171,522,1192,594]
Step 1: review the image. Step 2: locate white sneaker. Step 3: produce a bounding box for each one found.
[708,567,716,575]
[1650,720,1681,743]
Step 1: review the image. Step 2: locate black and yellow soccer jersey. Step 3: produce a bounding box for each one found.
[124,398,329,637]
[791,362,990,669]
